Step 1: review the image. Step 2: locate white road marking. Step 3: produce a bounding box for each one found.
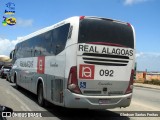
[6,90,32,111]
[132,100,160,111]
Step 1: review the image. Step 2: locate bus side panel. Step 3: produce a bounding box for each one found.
[11,57,41,96]
[45,55,65,106]
[64,44,78,106]
[63,18,80,106]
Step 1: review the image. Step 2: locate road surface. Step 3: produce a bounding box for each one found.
[0,78,160,120]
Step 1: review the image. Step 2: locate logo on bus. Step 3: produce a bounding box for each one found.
[79,64,95,79]
[37,56,45,74]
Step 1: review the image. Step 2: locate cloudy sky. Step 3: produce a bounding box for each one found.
[0,0,160,71]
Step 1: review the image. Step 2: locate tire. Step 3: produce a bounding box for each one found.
[37,83,45,107]
[9,78,11,83]
[2,75,4,78]
[14,75,19,89]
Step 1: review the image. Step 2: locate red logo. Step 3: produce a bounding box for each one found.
[79,64,95,79]
[37,56,45,74]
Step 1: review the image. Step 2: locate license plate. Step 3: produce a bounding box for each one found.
[99,99,110,104]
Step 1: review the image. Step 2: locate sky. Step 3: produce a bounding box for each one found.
[0,0,160,71]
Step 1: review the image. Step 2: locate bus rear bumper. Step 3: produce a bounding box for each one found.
[64,90,132,109]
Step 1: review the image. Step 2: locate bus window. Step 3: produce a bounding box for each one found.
[78,18,134,49]
[52,23,70,55]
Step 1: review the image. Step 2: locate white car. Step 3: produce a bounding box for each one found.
[0,66,11,78]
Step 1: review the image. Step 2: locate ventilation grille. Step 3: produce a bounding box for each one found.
[82,53,129,66]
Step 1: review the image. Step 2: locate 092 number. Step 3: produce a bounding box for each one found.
[99,69,114,77]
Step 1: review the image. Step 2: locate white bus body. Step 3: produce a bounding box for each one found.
[10,16,135,109]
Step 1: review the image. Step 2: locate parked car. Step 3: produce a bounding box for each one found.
[0,66,12,78]
[6,69,12,82]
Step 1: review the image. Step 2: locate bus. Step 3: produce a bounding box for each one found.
[10,16,135,109]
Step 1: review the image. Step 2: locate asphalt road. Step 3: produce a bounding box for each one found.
[0,78,160,120]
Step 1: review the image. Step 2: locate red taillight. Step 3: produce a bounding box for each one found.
[80,16,85,20]
[125,69,134,94]
[127,23,131,27]
[67,66,82,94]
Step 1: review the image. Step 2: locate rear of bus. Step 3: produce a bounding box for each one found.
[65,16,135,109]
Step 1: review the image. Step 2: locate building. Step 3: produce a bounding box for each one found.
[135,71,160,83]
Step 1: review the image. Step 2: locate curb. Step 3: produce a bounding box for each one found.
[133,84,160,90]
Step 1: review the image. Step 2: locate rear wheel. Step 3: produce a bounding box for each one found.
[1,74,4,78]
[14,75,19,89]
[9,77,11,83]
[37,83,45,107]
[8,77,10,82]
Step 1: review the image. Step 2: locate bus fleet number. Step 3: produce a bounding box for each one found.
[99,69,114,77]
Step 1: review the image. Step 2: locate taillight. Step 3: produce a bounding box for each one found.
[80,16,85,20]
[125,69,134,94]
[67,66,82,94]
[127,23,131,27]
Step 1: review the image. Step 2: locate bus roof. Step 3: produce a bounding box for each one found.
[16,16,132,44]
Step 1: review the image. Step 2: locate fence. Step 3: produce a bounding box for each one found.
[135,72,160,83]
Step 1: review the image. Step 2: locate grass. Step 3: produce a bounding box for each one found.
[144,79,160,86]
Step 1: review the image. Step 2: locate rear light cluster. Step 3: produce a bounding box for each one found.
[125,69,134,94]
[67,66,82,94]
[127,23,131,27]
[80,16,85,20]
